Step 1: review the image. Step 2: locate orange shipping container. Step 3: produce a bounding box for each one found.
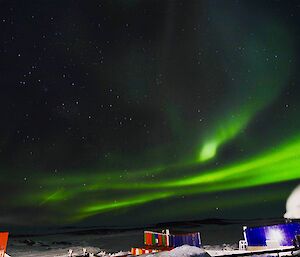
[0,232,9,257]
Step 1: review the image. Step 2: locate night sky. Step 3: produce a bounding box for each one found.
[1,0,300,228]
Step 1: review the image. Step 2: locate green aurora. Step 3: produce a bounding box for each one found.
[17,133,300,223]
[17,4,299,224]
[198,16,294,162]
[1,1,300,227]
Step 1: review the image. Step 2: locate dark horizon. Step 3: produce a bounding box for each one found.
[6,217,297,236]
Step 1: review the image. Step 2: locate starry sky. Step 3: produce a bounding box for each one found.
[1,0,300,228]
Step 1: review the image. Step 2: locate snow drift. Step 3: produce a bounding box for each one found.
[284,184,300,219]
[144,245,210,257]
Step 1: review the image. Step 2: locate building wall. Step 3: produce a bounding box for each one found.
[245,222,300,247]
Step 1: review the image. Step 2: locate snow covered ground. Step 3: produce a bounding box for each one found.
[6,220,287,257]
[7,245,214,257]
[7,228,143,257]
[143,245,210,257]
[7,236,235,257]
[8,246,101,257]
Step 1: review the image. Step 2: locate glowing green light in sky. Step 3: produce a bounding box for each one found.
[10,6,298,225]
[76,191,173,221]
[198,18,294,162]
[26,134,300,223]
[167,136,300,191]
[199,141,217,161]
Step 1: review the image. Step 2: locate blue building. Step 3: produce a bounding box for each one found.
[244,222,300,249]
